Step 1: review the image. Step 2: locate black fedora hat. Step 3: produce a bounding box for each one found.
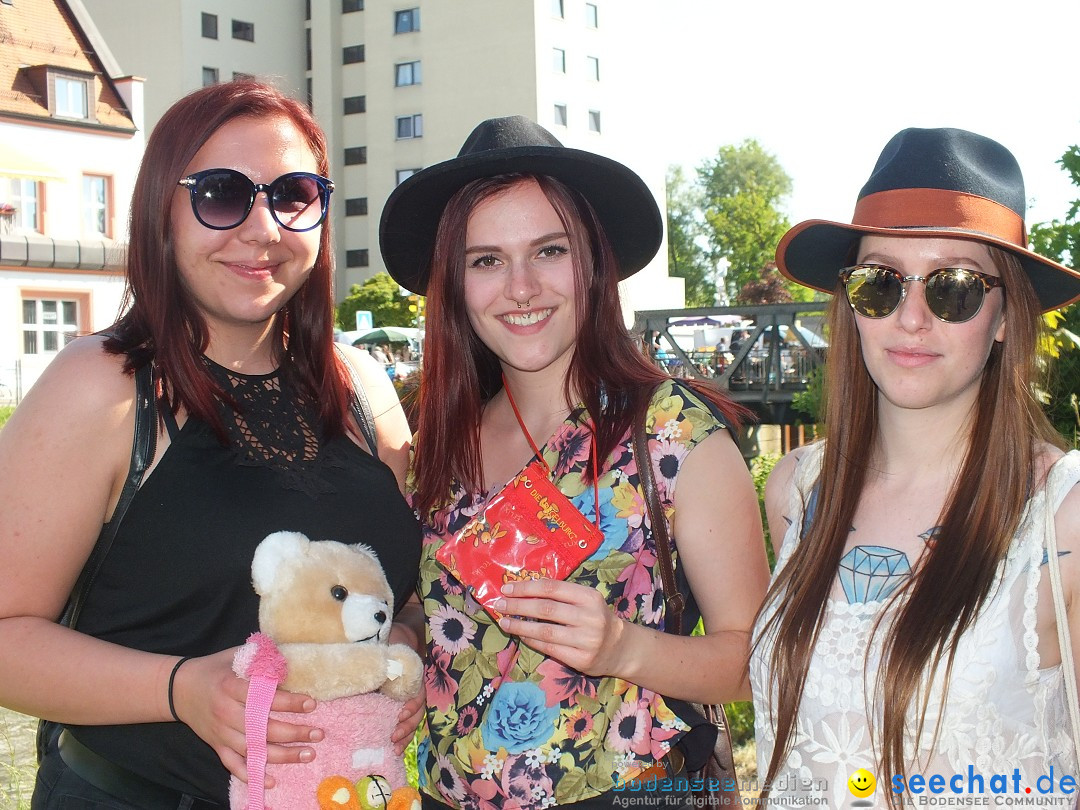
[776,127,1080,312]
[379,115,662,295]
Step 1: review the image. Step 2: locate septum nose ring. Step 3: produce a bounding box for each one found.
[516,299,532,309]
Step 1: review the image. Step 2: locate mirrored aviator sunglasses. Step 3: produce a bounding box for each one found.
[178,168,334,232]
[839,264,1005,324]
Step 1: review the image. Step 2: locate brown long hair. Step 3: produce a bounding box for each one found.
[411,173,748,516]
[756,244,1065,799]
[104,79,352,441]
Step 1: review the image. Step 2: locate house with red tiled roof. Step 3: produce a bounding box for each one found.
[0,0,143,401]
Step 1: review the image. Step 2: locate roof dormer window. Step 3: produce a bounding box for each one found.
[23,66,97,122]
[54,75,89,119]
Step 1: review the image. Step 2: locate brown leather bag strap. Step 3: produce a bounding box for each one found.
[631,417,685,635]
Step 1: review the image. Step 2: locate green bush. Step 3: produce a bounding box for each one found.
[750,452,781,569]
[0,406,14,431]
[724,699,755,747]
[790,364,824,425]
[709,452,783,748]
[1043,305,1080,449]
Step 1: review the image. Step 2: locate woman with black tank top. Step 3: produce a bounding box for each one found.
[0,80,424,808]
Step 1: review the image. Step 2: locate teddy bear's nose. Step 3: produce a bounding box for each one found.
[375,610,387,624]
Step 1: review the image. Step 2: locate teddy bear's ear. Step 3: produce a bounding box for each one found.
[251,531,310,595]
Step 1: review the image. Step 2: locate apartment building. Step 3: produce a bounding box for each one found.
[0,0,143,400]
[80,0,683,314]
[78,0,307,130]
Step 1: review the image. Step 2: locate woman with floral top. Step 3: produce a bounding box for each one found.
[379,116,769,810]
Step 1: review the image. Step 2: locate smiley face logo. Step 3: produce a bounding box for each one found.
[848,768,876,798]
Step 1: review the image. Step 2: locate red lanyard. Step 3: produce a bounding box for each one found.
[501,374,601,532]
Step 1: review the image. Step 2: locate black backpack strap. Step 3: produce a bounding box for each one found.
[40,363,158,762]
[334,344,379,460]
[61,362,158,629]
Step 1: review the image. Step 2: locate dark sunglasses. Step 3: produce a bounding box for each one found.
[177,169,334,232]
[839,264,1005,323]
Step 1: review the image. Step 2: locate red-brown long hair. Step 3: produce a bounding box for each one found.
[756,244,1066,802]
[411,173,747,516]
[104,79,351,441]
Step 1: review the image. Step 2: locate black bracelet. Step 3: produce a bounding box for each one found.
[167,656,191,723]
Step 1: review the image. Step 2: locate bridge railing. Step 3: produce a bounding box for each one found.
[632,302,830,422]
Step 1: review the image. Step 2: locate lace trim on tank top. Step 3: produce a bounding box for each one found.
[205,358,348,497]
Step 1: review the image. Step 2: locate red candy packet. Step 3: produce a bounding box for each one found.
[436,460,604,620]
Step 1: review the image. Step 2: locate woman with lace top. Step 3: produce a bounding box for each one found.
[379,116,770,810]
[0,80,423,808]
[751,128,1080,807]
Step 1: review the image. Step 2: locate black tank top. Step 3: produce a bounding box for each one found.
[69,360,421,803]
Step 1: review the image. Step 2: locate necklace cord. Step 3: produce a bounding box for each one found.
[501,374,601,531]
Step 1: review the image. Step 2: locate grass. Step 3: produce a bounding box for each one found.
[734,741,760,795]
[0,708,37,810]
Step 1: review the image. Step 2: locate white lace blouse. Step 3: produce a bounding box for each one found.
[751,446,1080,808]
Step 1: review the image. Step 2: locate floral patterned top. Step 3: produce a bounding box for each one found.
[412,380,728,809]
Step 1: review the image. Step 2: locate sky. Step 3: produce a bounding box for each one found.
[652,0,1080,230]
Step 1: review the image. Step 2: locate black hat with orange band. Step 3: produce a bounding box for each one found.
[775,127,1080,312]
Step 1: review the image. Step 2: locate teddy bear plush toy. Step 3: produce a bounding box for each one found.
[229,531,424,810]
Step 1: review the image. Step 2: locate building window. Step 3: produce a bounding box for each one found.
[585,3,598,27]
[22,298,78,355]
[1,177,40,233]
[345,198,368,216]
[396,168,419,185]
[343,95,366,114]
[552,0,564,17]
[305,0,311,21]
[553,104,567,127]
[344,147,367,165]
[552,48,566,73]
[232,71,254,81]
[232,19,254,41]
[586,55,600,81]
[588,110,601,133]
[54,76,89,119]
[346,249,369,268]
[394,8,420,33]
[201,12,218,39]
[395,61,421,86]
[343,0,363,11]
[202,66,219,86]
[343,44,365,64]
[83,175,109,237]
[396,114,423,140]
[306,27,312,70]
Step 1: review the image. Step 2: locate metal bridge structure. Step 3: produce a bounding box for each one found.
[632,301,830,424]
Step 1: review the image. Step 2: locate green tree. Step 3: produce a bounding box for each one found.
[1041,307,1080,447]
[336,272,413,331]
[1029,142,1080,447]
[666,165,715,307]
[1030,143,1080,267]
[697,139,799,300]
